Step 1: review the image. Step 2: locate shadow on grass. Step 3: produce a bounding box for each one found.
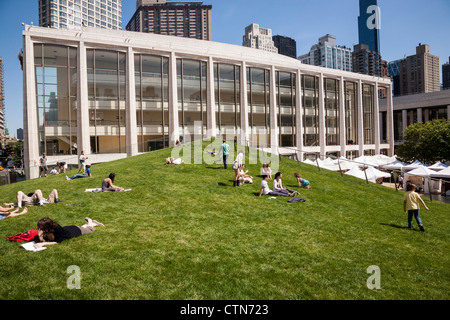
[206,166,225,170]
[380,223,421,232]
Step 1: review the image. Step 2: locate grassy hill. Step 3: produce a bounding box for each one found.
[0,142,448,300]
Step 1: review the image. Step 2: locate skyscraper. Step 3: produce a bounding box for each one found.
[358,0,380,53]
[352,43,382,77]
[38,0,123,30]
[242,23,278,53]
[273,35,297,59]
[126,0,212,41]
[298,34,352,72]
[398,44,440,95]
[443,57,450,90]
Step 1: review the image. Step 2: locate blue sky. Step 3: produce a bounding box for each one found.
[0,0,449,135]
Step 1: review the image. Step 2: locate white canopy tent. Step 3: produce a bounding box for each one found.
[403,166,435,193]
[381,160,408,171]
[428,161,448,171]
[430,166,450,178]
[402,160,429,173]
[345,166,391,183]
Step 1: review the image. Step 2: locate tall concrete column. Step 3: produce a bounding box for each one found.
[417,107,423,123]
[77,41,91,157]
[168,51,179,147]
[387,83,395,156]
[339,76,346,157]
[357,79,364,157]
[402,109,408,133]
[295,69,303,161]
[206,56,216,140]
[23,33,39,180]
[240,61,249,146]
[318,73,325,159]
[374,82,380,154]
[125,46,138,156]
[269,65,278,153]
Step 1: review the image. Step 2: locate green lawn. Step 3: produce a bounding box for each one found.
[0,142,449,300]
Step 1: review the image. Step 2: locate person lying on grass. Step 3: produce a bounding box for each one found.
[165,157,183,165]
[0,207,28,220]
[102,173,124,192]
[259,174,298,197]
[4,189,61,208]
[294,172,312,189]
[33,216,104,249]
[66,165,92,180]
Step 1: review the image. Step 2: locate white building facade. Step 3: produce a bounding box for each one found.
[299,34,353,72]
[22,25,394,179]
[242,23,278,54]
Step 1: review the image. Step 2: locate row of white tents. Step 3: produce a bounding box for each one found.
[302,155,450,194]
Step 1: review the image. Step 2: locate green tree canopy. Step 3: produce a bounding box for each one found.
[396,119,450,164]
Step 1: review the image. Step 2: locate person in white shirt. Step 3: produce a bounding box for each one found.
[78,151,88,173]
[259,174,297,197]
[273,172,296,194]
[237,164,253,185]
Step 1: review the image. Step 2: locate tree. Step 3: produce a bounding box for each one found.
[396,119,450,164]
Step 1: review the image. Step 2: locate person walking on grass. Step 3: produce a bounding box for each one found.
[220,139,230,169]
[403,183,429,231]
[78,151,88,173]
[39,153,48,177]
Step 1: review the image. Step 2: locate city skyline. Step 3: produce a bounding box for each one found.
[0,0,449,135]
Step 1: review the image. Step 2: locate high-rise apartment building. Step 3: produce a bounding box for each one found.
[38,0,122,30]
[358,0,380,53]
[272,35,297,59]
[298,34,352,72]
[0,57,5,147]
[443,57,450,90]
[352,43,382,77]
[242,23,278,53]
[126,0,212,41]
[398,44,440,95]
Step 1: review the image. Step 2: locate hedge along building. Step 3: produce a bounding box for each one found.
[22,25,394,180]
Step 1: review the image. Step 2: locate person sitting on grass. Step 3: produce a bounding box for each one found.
[102,173,124,192]
[66,165,92,180]
[273,172,297,195]
[237,164,253,185]
[294,172,312,189]
[259,174,297,197]
[403,183,429,231]
[33,216,104,249]
[0,206,28,220]
[261,163,272,180]
[4,189,61,208]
